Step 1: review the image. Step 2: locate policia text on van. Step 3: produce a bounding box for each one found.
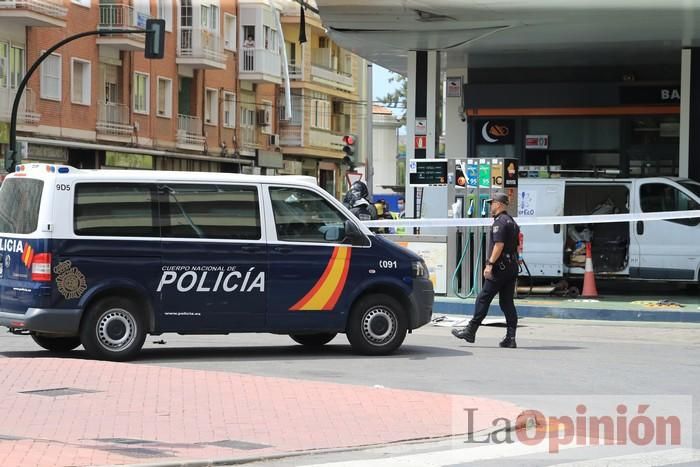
[0,164,434,361]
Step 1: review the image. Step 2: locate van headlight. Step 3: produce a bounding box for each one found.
[412,260,429,279]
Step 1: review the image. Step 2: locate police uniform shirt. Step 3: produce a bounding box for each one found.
[488,212,518,262]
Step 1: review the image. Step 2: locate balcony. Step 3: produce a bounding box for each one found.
[0,0,66,28]
[310,49,354,91]
[177,114,205,149]
[97,103,133,138]
[0,87,39,125]
[288,59,302,80]
[177,28,226,70]
[240,48,282,84]
[96,4,150,51]
[279,125,302,147]
[308,128,344,152]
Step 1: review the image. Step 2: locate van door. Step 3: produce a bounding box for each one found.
[158,183,267,331]
[632,180,700,280]
[264,185,362,332]
[518,180,565,277]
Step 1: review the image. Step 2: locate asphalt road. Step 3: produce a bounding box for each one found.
[1,317,699,466]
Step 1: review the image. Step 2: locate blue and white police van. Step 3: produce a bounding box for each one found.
[0,164,433,361]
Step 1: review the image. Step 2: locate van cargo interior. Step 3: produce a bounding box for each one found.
[564,185,630,273]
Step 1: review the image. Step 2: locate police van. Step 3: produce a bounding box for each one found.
[0,164,433,361]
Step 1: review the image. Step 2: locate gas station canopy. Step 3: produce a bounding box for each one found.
[314,0,700,73]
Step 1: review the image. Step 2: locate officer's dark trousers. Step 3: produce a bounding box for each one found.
[471,272,518,329]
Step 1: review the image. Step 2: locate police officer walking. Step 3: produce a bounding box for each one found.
[452,192,520,348]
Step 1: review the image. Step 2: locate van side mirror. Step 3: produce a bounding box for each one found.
[344,220,368,246]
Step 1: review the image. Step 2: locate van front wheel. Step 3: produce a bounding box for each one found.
[31,334,81,353]
[80,297,146,361]
[346,294,407,355]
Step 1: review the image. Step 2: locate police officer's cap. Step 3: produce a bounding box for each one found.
[487,192,509,205]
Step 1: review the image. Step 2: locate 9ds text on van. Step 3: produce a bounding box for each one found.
[0,164,434,361]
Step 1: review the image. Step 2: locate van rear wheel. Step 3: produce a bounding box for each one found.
[80,297,146,362]
[289,333,337,347]
[346,294,407,356]
[31,334,81,353]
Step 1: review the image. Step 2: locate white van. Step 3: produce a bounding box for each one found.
[518,177,700,282]
[0,164,434,361]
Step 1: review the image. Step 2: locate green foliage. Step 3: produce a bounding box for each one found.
[377,73,407,125]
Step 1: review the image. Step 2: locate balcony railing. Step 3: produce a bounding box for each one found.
[288,59,302,79]
[97,102,133,136]
[240,48,281,79]
[279,125,302,147]
[98,4,149,34]
[0,0,67,19]
[0,87,39,124]
[178,28,225,65]
[239,126,258,148]
[177,114,205,146]
[309,128,344,152]
[311,64,354,88]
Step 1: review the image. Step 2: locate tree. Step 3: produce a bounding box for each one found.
[377,73,407,125]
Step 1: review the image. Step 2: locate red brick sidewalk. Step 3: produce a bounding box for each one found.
[0,358,521,466]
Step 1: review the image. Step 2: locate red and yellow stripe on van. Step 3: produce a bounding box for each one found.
[21,243,34,269]
[290,247,352,311]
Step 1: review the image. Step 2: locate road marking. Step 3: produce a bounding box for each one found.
[303,441,577,466]
[303,445,700,467]
[548,448,700,466]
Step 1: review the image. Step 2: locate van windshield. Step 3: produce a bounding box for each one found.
[680,181,700,199]
[0,178,43,234]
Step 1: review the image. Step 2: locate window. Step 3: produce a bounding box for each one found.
[263,26,277,51]
[157,0,173,31]
[269,187,350,243]
[312,98,330,130]
[210,5,219,32]
[181,0,193,28]
[0,43,8,88]
[224,14,237,51]
[0,178,43,234]
[205,88,218,125]
[201,5,209,28]
[161,184,261,240]
[10,46,23,89]
[74,184,158,237]
[223,91,236,128]
[241,107,255,127]
[640,183,700,226]
[157,77,172,117]
[40,53,61,101]
[134,72,149,114]
[319,36,329,48]
[71,59,91,105]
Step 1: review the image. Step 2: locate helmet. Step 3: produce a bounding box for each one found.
[350,181,368,201]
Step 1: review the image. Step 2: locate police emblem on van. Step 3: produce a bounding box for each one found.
[54,260,88,300]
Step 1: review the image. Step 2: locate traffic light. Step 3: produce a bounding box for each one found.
[145,19,166,59]
[342,134,357,169]
[4,148,17,173]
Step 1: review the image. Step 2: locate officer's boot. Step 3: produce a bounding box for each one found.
[499,327,517,348]
[451,322,478,343]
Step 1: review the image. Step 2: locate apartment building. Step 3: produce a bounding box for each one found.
[277,2,367,198]
[0,0,286,174]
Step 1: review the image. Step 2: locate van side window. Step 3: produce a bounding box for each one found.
[269,187,348,243]
[640,183,700,226]
[640,183,699,212]
[0,178,43,234]
[74,183,158,237]
[160,184,261,240]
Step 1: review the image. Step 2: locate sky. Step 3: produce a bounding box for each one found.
[372,65,406,134]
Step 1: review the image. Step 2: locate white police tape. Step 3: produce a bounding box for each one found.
[362,210,700,229]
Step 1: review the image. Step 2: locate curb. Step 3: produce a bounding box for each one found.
[116,420,519,467]
[433,299,700,323]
